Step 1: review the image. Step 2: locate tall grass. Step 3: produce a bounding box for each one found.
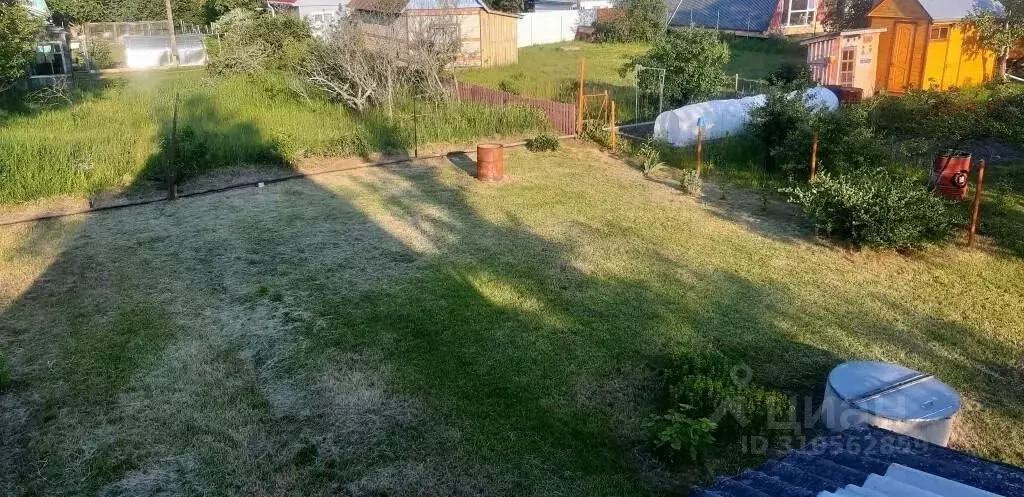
[0,70,550,204]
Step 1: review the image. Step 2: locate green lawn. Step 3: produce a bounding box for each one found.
[2,144,1022,496]
[0,70,549,205]
[460,37,807,122]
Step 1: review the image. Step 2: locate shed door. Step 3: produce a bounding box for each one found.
[887,23,916,93]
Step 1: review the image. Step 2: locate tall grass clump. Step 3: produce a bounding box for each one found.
[0,70,549,204]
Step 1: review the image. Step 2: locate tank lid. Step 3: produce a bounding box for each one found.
[828,361,961,422]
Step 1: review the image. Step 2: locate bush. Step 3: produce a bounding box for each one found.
[0,355,9,391]
[746,85,819,171]
[594,0,666,43]
[207,8,312,76]
[785,171,963,250]
[649,348,795,461]
[869,88,988,154]
[649,406,716,462]
[525,133,560,152]
[86,39,120,70]
[625,29,730,107]
[767,104,888,175]
[680,169,703,195]
[636,140,666,176]
[498,73,526,95]
[0,2,44,93]
[768,62,812,88]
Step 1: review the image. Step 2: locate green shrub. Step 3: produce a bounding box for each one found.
[769,104,887,175]
[635,140,666,176]
[624,28,730,106]
[208,8,312,76]
[869,88,988,153]
[0,355,9,391]
[785,170,963,250]
[525,133,560,152]
[649,405,717,462]
[86,39,120,70]
[767,62,812,87]
[594,0,666,43]
[745,85,819,171]
[0,2,43,93]
[680,169,703,195]
[498,73,526,95]
[581,120,610,148]
[671,375,793,441]
[649,348,794,459]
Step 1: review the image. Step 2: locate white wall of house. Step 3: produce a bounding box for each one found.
[516,9,596,47]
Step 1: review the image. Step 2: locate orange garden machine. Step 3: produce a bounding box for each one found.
[931,151,972,200]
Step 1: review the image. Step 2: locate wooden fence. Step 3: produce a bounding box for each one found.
[456,82,577,135]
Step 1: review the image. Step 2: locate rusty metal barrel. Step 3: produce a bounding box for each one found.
[476,144,504,181]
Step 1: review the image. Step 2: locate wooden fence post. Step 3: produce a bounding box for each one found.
[610,100,617,152]
[696,118,704,176]
[968,159,987,248]
[810,132,819,181]
[577,59,586,135]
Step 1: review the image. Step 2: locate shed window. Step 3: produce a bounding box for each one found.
[30,42,67,77]
[784,0,816,27]
[839,46,855,86]
[930,26,950,41]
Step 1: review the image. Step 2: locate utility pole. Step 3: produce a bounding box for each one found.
[164,0,180,65]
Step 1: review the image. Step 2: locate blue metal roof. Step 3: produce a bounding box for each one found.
[917,0,1002,21]
[665,0,780,32]
[691,425,1024,497]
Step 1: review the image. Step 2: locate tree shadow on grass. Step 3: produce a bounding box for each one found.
[976,162,1024,258]
[1,142,1022,496]
[133,94,290,196]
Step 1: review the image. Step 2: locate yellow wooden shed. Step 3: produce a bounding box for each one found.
[867,0,998,94]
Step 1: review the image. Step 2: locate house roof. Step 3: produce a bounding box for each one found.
[691,425,1024,497]
[917,0,1002,21]
[665,0,780,33]
[348,0,487,12]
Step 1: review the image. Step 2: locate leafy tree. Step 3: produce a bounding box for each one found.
[595,0,666,43]
[0,0,44,93]
[202,0,261,23]
[485,0,522,13]
[48,0,250,24]
[822,0,874,32]
[623,28,729,106]
[963,0,1024,80]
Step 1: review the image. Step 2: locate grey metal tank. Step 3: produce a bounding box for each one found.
[821,361,961,446]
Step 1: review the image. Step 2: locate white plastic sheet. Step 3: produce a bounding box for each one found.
[652,87,840,147]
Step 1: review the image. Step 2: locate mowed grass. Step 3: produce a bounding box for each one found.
[459,37,807,121]
[0,70,549,205]
[1,144,1023,496]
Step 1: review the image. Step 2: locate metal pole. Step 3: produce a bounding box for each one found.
[164,0,180,65]
[167,94,180,201]
[668,0,685,30]
[413,95,419,159]
[658,69,664,114]
[968,159,987,248]
[635,66,640,123]
[810,132,819,181]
